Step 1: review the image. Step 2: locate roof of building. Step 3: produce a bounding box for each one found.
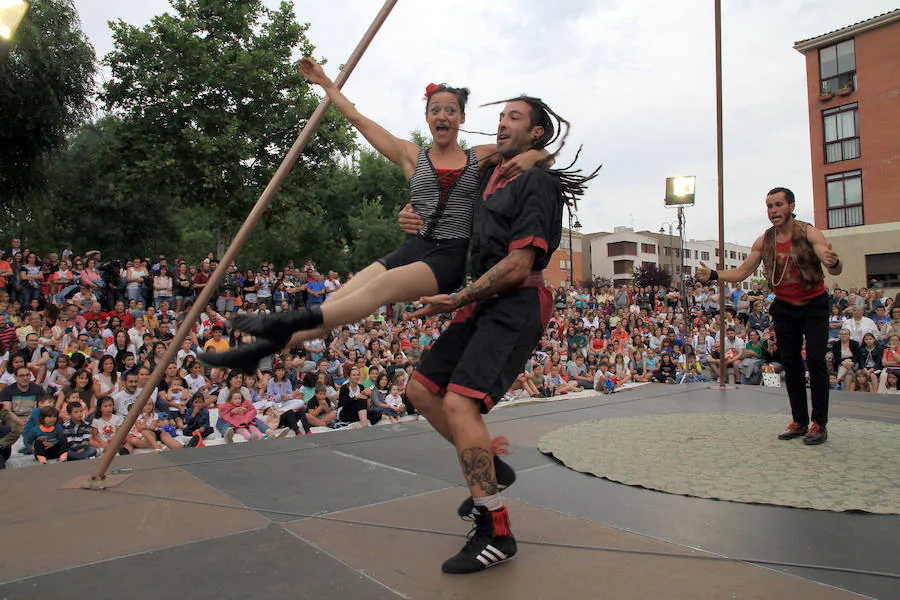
[794,8,900,52]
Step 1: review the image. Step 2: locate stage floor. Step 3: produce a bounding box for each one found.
[1,384,897,599]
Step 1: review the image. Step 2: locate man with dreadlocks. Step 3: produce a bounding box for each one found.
[403,95,598,574]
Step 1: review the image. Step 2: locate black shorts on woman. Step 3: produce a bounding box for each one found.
[376,147,481,294]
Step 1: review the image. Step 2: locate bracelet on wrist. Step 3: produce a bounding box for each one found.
[830,259,841,270]
[709,269,719,282]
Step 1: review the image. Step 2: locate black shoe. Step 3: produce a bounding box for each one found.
[442,506,517,574]
[231,307,323,347]
[457,455,516,518]
[198,338,283,374]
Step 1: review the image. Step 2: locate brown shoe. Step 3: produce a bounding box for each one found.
[777,421,808,440]
[802,423,827,445]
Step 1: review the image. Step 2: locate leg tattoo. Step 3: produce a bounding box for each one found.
[460,447,498,495]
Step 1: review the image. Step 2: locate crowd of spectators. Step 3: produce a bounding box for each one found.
[0,237,898,468]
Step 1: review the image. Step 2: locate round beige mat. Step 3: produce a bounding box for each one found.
[538,414,900,514]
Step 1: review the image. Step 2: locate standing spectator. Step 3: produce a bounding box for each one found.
[324,270,342,300]
[217,263,240,314]
[19,252,43,309]
[173,262,193,313]
[153,265,174,309]
[192,261,212,301]
[306,272,326,308]
[125,258,149,302]
[256,266,273,310]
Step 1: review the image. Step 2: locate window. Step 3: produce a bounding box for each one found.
[684,249,691,259]
[729,251,736,259]
[715,249,719,257]
[701,251,710,261]
[826,170,863,228]
[607,241,637,256]
[613,260,634,275]
[640,243,656,254]
[819,39,856,94]
[559,259,568,270]
[683,265,692,275]
[559,237,569,251]
[642,261,655,269]
[823,103,860,163]
[866,253,900,287]
[664,247,671,257]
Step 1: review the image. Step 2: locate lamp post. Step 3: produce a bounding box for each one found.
[664,175,696,343]
[567,208,582,287]
[0,0,27,62]
[0,1,28,40]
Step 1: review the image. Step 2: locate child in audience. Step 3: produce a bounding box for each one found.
[381,383,406,424]
[183,392,214,441]
[62,402,97,461]
[33,406,68,464]
[164,377,187,429]
[219,390,262,441]
[306,386,337,428]
[21,394,56,455]
[92,397,125,455]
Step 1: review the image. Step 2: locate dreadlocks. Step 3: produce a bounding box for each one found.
[482,95,600,209]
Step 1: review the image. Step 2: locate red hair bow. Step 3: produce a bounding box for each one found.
[424,83,440,99]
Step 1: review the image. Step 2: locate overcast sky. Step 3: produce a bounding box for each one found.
[73,0,896,245]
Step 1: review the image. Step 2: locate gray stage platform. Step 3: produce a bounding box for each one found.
[1,384,897,599]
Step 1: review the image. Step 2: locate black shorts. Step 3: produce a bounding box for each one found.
[413,286,553,413]
[376,235,468,295]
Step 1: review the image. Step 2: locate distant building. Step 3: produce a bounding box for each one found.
[794,9,900,292]
[580,226,761,289]
[545,228,583,288]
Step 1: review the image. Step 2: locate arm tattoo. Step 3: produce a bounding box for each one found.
[460,447,498,495]
[451,248,535,307]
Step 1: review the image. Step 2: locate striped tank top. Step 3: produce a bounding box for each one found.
[408,147,480,240]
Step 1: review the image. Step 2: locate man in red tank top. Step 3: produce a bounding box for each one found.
[696,188,842,445]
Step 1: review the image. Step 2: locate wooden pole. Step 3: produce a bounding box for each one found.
[83,0,400,486]
[714,0,728,389]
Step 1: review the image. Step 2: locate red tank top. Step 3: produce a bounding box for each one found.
[773,239,826,304]
[434,168,463,196]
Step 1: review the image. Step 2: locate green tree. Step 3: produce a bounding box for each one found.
[11,117,180,257]
[0,0,95,213]
[101,0,356,251]
[346,198,403,272]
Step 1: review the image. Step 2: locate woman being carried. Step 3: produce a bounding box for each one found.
[202,58,546,372]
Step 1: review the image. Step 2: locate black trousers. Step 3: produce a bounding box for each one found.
[0,425,11,469]
[769,293,829,426]
[278,410,310,434]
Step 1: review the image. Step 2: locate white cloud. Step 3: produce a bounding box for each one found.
[73,0,897,245]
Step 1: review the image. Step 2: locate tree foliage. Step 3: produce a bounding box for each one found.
[0,0,95,208]
[10,117,180,256]
[100,0,356,240]
[632,263,672,289]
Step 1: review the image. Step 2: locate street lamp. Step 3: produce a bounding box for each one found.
[0,1,28,40]
[567,208,582,287]
[664,175,696,340]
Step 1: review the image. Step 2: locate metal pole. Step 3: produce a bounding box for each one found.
[86,0,400,484]
[714,0,727,389]
[568,209,575,286]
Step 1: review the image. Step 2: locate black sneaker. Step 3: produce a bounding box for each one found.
[457,455,517,518]
[231,307,323,347]
[442,506,517,574]
[198,338,283,374]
